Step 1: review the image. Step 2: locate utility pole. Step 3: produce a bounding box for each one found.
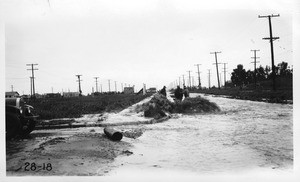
[11,85,13,92]
[219,73,222,87]
[94,77,99,92]
[251,50,260,89]
[187,70,192,89]
[210,52,221,89]
[114,81,117,92]
[259,14,280,91]
[100,84,103,93]
[27,63,38,98]
[75,75,82,96]
[194,64,201,89]
[108,79,111,92]
[222,63,228,88]
[30,77,32,96]
[182,75,185,86]
[121,83,123,92]
[208,69,211,89]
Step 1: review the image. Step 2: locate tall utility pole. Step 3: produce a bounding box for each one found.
[251,50,260,89]
[187,71,192,88]
[75,75,82,96]
[182,75,185,86]
[222,63,228,88]
[210,52,221,89]
[259,14,280,90]
[208,69,211,89]
[194,64,201,89]
[27,64,38,98]
[114,81,117,92]
[30,77,32,96]
[108,79,111,92]
[94,77,99,92]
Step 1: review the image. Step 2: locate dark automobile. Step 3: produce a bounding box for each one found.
[6,98,38,139]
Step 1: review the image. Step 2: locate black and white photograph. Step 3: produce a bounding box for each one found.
[1,0,299,181]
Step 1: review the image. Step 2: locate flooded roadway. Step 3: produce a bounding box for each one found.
[110,93,293,175]
[6,93,293,176]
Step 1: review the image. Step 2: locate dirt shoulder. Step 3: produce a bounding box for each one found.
[6,127,135,176]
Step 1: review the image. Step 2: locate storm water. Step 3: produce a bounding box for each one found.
[110,93,293,175]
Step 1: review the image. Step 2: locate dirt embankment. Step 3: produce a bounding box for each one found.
[136,93,220,119]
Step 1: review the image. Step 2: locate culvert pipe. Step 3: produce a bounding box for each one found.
[104,127,123,141]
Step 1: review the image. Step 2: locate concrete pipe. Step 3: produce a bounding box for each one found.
[104,127,123,141]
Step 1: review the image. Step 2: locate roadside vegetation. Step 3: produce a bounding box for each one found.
[190,61,293,104]
[26,94,151,120]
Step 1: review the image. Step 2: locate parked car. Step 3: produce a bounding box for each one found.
[6,98,38,139]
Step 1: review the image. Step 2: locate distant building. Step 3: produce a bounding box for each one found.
[45,93,62,98]
[63,92,80,97]
[124,87,134,94]
[35,93,44,99]
[147,87,157,93]
[5,91,20,98]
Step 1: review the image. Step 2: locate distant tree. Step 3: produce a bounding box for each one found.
[277,61,292,77]
[265,65,271,79]
[256,65,266,81]
[231,64,246,89]
[245,70,254,84]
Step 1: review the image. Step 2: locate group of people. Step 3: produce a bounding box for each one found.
[159,85,189,101]
[174,85,189,101]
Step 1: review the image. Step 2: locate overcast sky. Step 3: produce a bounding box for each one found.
[2,0,299,95]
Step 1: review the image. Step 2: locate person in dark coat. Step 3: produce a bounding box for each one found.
[160,86,167,97]
[183,86,189,98]
[174,86,183,101]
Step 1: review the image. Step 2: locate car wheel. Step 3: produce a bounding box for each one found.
[20,114,36,136]
[6,112,21,140]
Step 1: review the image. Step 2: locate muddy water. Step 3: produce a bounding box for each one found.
[110,93,293,175]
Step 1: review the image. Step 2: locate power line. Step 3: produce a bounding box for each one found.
[259,14,280,91]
